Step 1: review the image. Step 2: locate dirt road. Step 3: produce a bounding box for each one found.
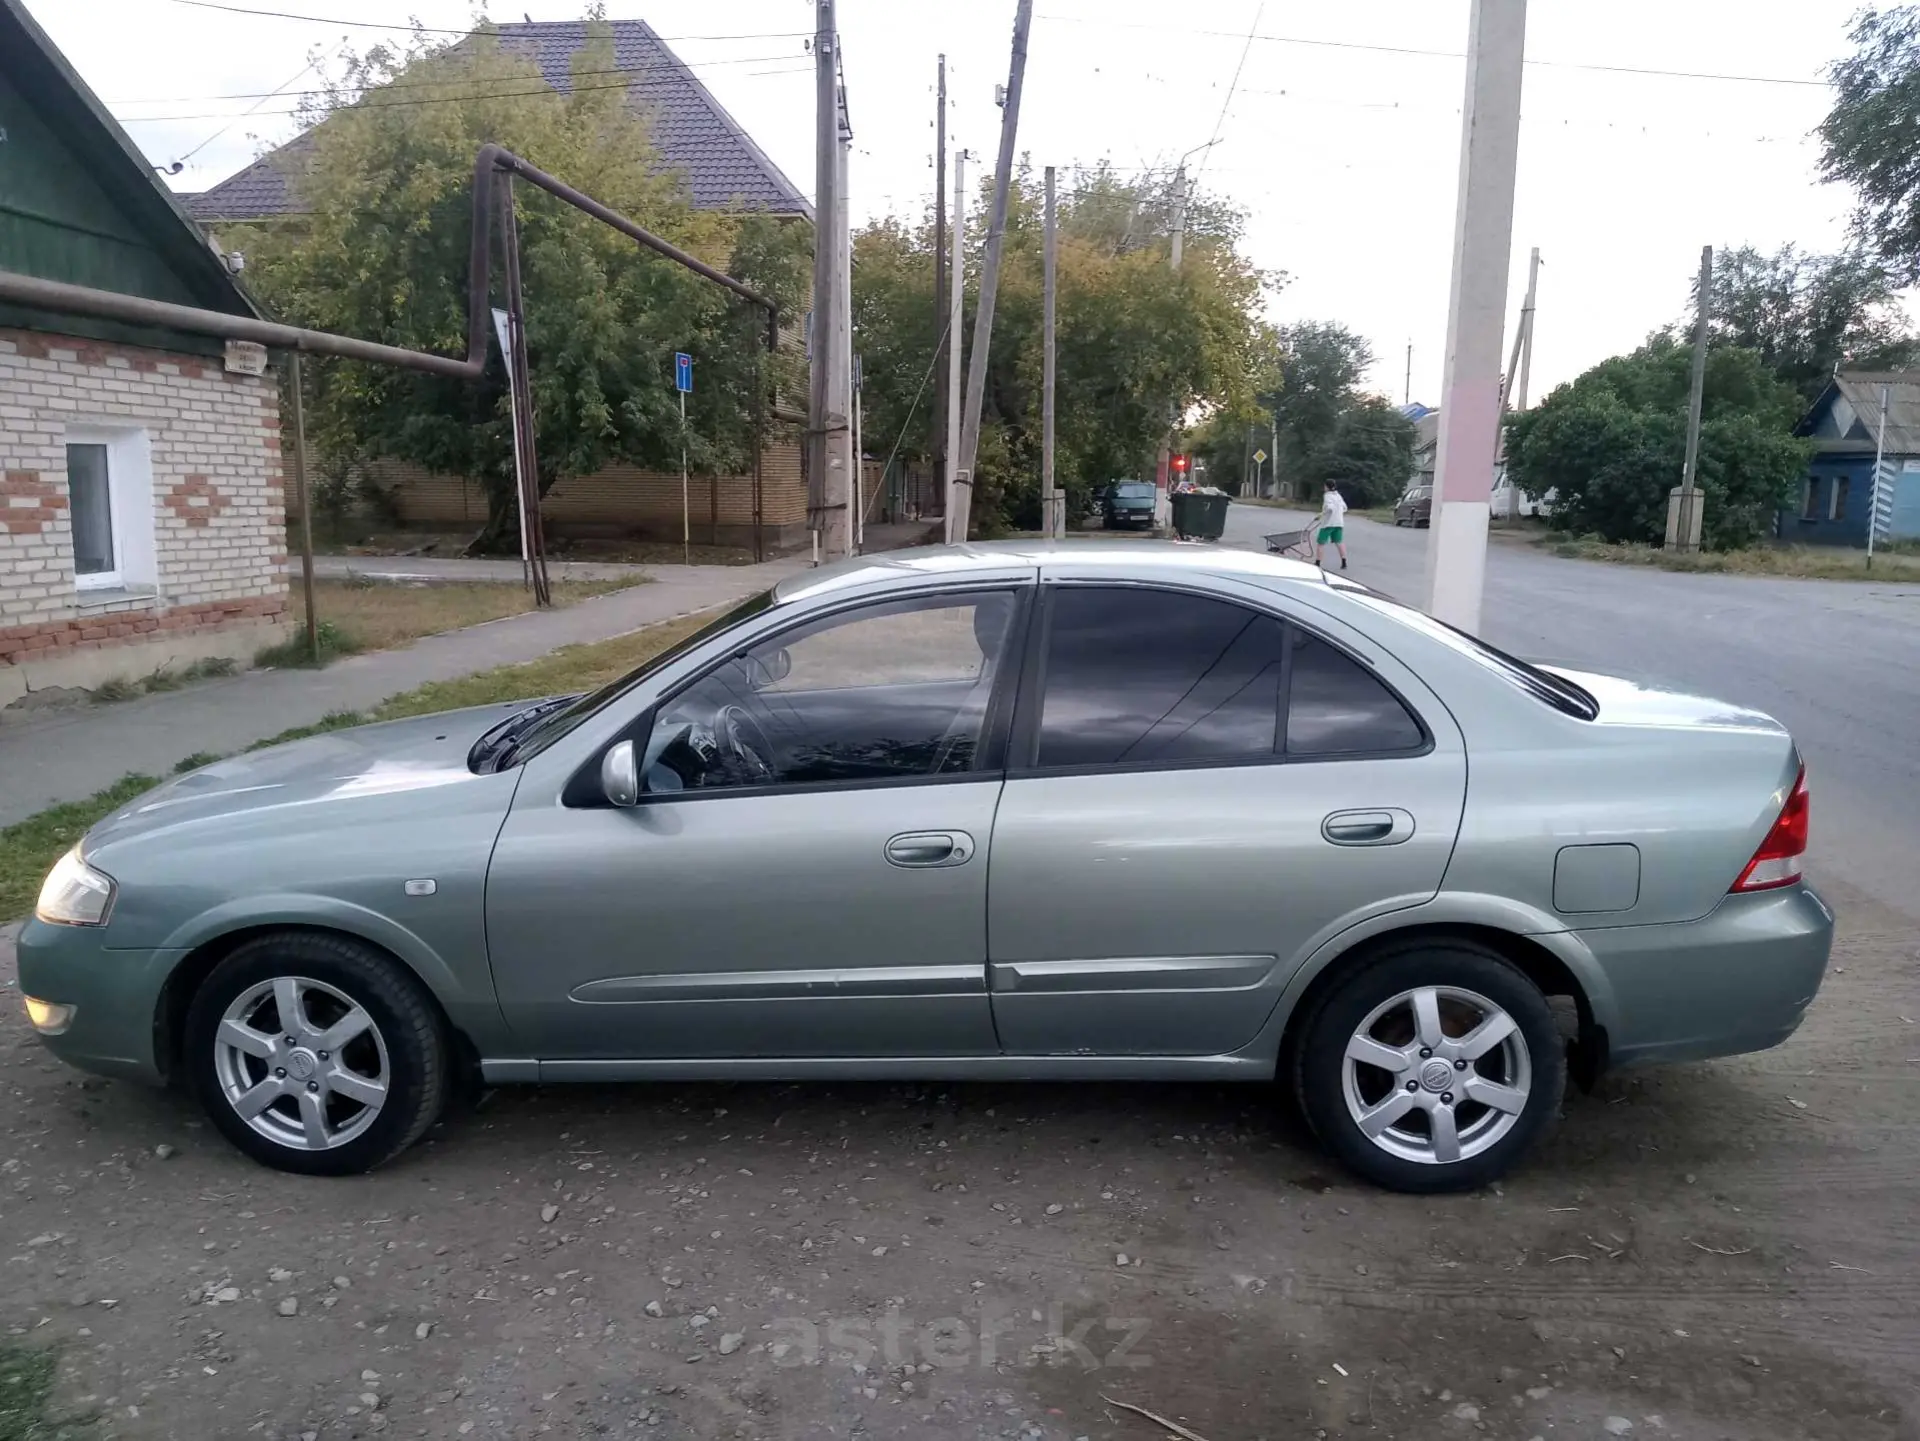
[2,874,1916,1441]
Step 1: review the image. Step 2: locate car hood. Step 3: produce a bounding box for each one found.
[84,702,530,852]
[1541,665,1787,735]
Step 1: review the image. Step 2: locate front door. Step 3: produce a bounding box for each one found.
[485,587,1027,1061]
[987,583,1466,1056]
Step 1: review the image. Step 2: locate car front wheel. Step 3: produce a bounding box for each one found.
[1295,940,1564,1193]
[184,932,449,1176]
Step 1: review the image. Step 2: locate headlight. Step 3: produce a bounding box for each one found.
[36,845,116,927]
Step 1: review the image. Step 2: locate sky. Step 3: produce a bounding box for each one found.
[24,0,1889,405]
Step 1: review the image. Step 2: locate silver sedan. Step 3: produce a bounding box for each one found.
[20,544,1832,1192]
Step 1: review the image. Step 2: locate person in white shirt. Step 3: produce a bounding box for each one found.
[1315,484,1349,569]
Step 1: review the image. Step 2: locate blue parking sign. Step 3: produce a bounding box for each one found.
[674,352,693,393]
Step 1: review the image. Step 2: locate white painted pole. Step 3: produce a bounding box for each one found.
[945,151,966,542]
[1425,0,1527,632]
[1870,382,1888,568]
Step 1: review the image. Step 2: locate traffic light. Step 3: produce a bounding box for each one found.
[1171,454,1189,473]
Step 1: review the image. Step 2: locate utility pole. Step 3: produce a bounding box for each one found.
[944,149,966,539]
[1670,244,1712,555]
[1514,246,1540,410]
[1870,381,1889,570]
[1270,408,1280,500]
[931,54,948,517]
[1425,0,1527,631]
[952,0,1033,543]
[808,0,853,563]
[1042,164,1059,539]
[837,65,854,554]
[1404,341,1413,408]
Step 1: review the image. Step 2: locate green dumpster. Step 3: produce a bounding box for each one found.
[1170,487,1231,541]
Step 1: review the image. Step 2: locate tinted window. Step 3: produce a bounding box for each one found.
[647,592,1018,791]
[1114,483,1155,499]
[1285,631,1425,755]
[1037,588,1286,767]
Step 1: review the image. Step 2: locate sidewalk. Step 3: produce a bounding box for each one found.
[0,557,805,827]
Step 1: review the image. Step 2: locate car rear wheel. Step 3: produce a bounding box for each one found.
[184,932,448,1176]
[1295,940,1564,1193]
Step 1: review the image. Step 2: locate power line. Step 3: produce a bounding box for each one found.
[110,52,807,108]
[116,67,812,125]
[160,0,809,44]
[1193,2,1263,186]
[1034,12,1832,89]
[168,44,336,167]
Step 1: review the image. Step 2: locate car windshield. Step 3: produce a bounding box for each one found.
[1339,585,1600,720]
[501,589,776,767]
[1114,482,1155,498]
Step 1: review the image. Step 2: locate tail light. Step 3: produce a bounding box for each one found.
[1731,765,1809,893]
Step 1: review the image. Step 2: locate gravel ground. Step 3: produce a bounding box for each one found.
[1,870,1915,1441]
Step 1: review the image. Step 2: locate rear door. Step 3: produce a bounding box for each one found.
[986,580,1466,1056]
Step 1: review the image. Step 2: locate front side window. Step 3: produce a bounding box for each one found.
[645,591,1019,793]
[67,443,116,579]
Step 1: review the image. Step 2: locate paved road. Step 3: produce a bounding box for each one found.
[1226,504,1920,924]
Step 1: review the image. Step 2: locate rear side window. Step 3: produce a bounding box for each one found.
[1032,587,1424,769]
[1286,631,1426,755]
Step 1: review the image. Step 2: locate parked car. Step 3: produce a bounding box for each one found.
[1395,485,1433,527]
[1492,476,1542,519]
[21,545,1830,1193]
[1101,480,1158,530]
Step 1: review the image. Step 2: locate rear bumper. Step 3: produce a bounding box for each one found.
[1575,884,1833,1069]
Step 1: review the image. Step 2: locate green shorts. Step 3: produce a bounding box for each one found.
[1317,525,1344,544]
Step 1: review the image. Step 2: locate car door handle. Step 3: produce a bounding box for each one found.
[885,831,976,868]
[1322,809,1415,846]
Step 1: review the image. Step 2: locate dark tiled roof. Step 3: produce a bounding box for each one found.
[188,19,809,223]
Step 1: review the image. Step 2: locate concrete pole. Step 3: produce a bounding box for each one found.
[1155,165,1189,526]
[1042,164,1058,539]
[952,0,1033,544]
[1869,381,1888,568]
[837,78,854,555]
[1672,244,1713,554]
[1515,246,1540,410]
[809,0,853,562]
[931,54,947,514]
[287,352,319,664]
[1425,0,1527,631]
[945,150,966,541]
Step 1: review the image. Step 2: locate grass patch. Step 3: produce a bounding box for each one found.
[0,1342,86,1440]
[0,615,714,921]
[1537,533,1920,581]
[0,774,159,923]
[254,618,358,669]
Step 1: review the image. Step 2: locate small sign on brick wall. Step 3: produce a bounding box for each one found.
[224,340,268,376]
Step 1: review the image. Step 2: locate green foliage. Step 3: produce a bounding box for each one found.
[1506,341,1811,550]
[1682,243,1920,401]
[851,164,1278,532]
[1299,395,1414,507]
[1263,322,1375,482]
[1820,6,1920,285]
[255,620,358,669]
[241,22,809,549]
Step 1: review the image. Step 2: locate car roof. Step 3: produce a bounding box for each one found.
[774,540,1334,606]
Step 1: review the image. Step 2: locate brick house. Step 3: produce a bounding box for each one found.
[0,0,287,708]
[189,18,816,553]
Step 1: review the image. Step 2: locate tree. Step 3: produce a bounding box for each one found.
[1682,243,1920,401]
[1505,339,1811,550]
[1300,396,1415,507]
[850,165,1278,532]
[240,23,808,549]
[1263,322,1375,486]
[1820,6,1920,284]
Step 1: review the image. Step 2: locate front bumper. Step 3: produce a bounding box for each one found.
[16,917,180,1085]
[1575,883,1834,1069]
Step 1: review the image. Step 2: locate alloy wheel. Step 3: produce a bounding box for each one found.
[1340,984,1531,1166]
[212,975,390,1151]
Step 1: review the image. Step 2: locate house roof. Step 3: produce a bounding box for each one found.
[0,0,256,318]
[188,19,811,224]
[1797,371,1920,454]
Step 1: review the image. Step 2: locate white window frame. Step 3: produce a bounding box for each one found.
[63,425,156,594]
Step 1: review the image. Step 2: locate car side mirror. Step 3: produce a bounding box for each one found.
[601,739,640,807]
[744,648,791,690]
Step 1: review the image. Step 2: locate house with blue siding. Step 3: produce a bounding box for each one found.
[1785,372,1920,546]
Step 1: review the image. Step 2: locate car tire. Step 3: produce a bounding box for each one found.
[184,931,449,1177]
[1293,939,1564,1194]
